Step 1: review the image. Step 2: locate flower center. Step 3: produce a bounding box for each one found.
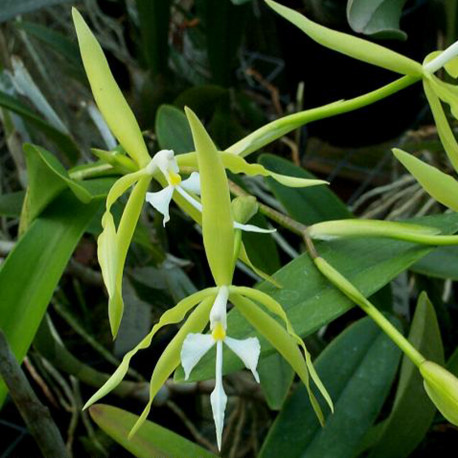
[212,322,226,341]
[168,171,182,186]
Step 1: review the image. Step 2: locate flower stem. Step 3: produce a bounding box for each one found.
[227,75,420,157]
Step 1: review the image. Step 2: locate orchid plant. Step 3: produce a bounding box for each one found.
[69,1,458,452]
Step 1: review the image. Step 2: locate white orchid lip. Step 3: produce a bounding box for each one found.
[180,287,261,451]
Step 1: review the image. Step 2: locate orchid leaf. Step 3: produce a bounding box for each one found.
[155,104,194,154]
[72,8,150,167]
[0,191,24,217]
[393,148,458,211]
[266,0,422,76]
[0,190,102,406]
[259,317,402,458]
[347,0,408,40]
[367,292,444,458]
[411,246,458,280]
[185,107,234,286]
[89,404,217,458]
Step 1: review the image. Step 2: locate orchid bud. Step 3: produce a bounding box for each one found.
[231,196,258,224]
[420,360,458,426]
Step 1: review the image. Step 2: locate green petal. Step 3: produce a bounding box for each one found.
[231,293,328,425]
[423,79,458,172]
[72,8,150,167]
[266,1,422,76]
[185,107,234,286]
[393,148,458,211]
[427,76,458,120]
[129,296,214,437]
[83,290,216,410]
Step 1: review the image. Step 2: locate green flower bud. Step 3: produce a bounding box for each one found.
[231,196,258,224]
[420,360,458,426]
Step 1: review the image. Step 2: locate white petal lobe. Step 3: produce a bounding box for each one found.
[210,341,227,451]
[225,336,261,383]
[233,222,276,233]
[180,333,215,380]
[145,185,174,226]
[180,172,201,195]
[209,286,229,330]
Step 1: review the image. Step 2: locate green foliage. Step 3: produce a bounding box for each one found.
[347,0,409,40]
[259,317,402,458]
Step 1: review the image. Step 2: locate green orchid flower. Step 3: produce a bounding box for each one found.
[82,108,333,451]
[72,8,327,337]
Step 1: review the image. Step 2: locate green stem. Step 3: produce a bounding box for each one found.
[313,255,425,368]
[227,75,420,157]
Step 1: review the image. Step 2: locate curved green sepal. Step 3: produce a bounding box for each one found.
[420,361,458,425]
[427,76,458,121]
[423,79,458,172]
[83,289,216,410]
[266,1,422,77]
[393,148,458,212]
[129,296,214,437]
[232,286,333,412]
[185,107,234,286]
[231,293,329,425]
[72,8,150,167]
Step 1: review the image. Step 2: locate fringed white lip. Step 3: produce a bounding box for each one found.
[180,286,261,451]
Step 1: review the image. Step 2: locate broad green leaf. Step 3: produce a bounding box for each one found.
[423,79,458,172]
[177,212,458,381]
[393,148,458,211]
[258,353,294,410]
[0,90,79,162]
[0,191,24,217]
[135,0,171,77]
[0,190,102,406]
[410,246,458,280]
[155,105,194,154]
[0,0,72,23]
[347,0,408,40]
[89,404,217,458]
[266,0,422,76]
[259,154,352,224]
[259,317,402,458]
[368,292,444,458]
[185,107,234,286]
[72,9,150,167]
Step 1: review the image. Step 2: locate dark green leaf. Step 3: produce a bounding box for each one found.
[155,105,194,154]
[347,0,408,40]
[0,191,102,406]
[0,90,79,163]
[258,353,294,410]
[410,246,458,280]
[258,154,352,225]
[89,404,218,458]
[135,0,171,77]
[0,0,73,23]
[0,191,24,217]
[177,212,458,382]
[367,292,444,458]
[259,317,402,458]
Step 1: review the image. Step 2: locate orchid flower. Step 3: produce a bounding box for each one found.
[82,108,333,451]
[181,286,261,450]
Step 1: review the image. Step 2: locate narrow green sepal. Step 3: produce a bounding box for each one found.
[185,107,235,286]
[72,8,150,167]
[393,148,458,211]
